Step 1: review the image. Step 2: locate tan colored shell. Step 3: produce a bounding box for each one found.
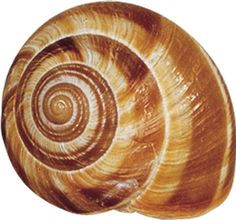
[2,2,236,219]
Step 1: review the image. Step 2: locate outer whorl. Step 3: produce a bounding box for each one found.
[2,2,236,219]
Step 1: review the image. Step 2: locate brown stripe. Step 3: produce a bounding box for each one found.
[33,82,89,142]
[79,179,138,210]
[74,34,150,88]
[86,2,161,34]
[11,49,34,68]
[6,142,30,189]
[2,89,16,145]
[76,35,151,103]
[15,63,118,170]
[76,2,162,55]
[1,94,30,187]
[25,37,83,74]
[49,185,84,213]
[164,29,228,213]
[2,86,17,112]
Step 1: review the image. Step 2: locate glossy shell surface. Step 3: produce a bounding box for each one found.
[2,2,236,219]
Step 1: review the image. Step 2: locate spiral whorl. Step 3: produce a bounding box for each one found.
[2,2,236,219]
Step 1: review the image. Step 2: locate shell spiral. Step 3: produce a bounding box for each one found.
[2,2,236,219]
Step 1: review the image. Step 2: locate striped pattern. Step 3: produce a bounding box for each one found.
[1,2,236,219]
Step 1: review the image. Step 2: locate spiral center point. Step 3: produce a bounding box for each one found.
[47,95,73,124]
[53,100,66,113]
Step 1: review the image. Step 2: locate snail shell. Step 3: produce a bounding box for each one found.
[2,2,236,219]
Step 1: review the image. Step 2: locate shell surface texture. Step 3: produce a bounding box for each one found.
[2,2,236,219]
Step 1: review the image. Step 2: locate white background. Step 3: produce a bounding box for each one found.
[0,0,236,219]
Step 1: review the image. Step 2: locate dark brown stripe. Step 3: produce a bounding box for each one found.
[80,188,122,208]
[73,34,165,206]
[2,86,17,111]
[1,94,30,188]
[11,49,35,68]
[24,37,83,74]
[79,179,138,209]
[76,34,150,95]
[15,63,117,171]
[3,48,35,95]
[86,2,161,34]
[49,185,84,213]
[164,29,228,213]
[33,82,89,142]
[2,89,16,147]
